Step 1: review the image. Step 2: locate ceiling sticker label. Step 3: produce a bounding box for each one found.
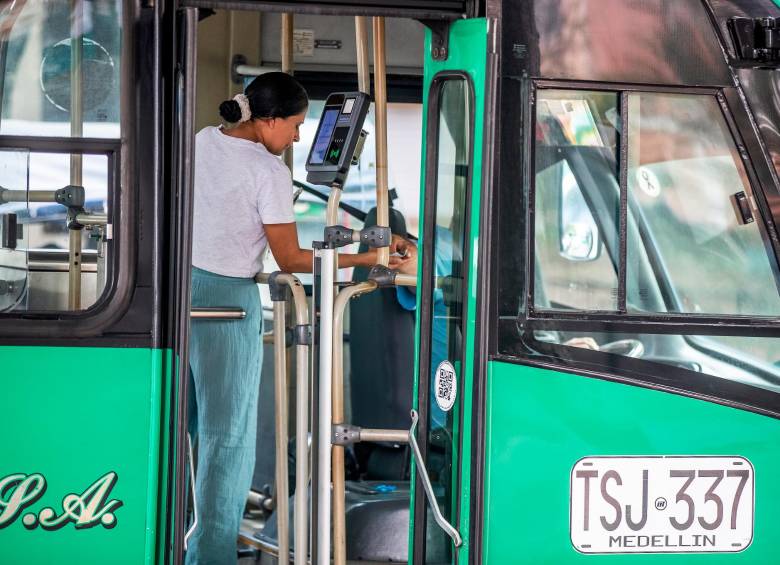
[293,29,314,57]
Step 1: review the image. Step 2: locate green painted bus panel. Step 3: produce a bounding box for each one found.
[157,350,177,565]
[0,346,173,565]
[483,361,780,563]
[411,18,488,564]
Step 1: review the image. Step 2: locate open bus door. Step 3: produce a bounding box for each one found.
[409,18,492,565]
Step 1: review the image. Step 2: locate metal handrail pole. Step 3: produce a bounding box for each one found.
[359,428,409,443]
[190,307,246,320]
[281,13,294,171]
[395,273,417,287]
[331,280,377,565]
[266,273,311,565]
[68,0,84,310]
[355,17,371,94]
[372,16,389,267]
[316,246,336,565]
[325,184,342,227]
[74,212,108,227]
[273,299,290,565]
[0,189,57,203]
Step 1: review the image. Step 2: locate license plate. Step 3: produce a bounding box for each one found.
[570,456,754,554]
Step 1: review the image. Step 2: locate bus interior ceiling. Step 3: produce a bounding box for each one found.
[192,8,427,558]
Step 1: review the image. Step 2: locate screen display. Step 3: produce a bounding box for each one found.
[342,98,355,114]
[310,108,340,165]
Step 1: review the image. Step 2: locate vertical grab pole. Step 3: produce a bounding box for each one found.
[289,279,310,565]
[355,17,371,95]
[68,0,84,310]
[281,14,294,171]
[316,234,336,565]
[272,296,290,565]
[330,20,382,565]
[278,17,295,563]
[331,280,376,565]
[372,16,389,267]
[266,273,311,565]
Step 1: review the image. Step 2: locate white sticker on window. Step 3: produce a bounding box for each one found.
[636,166,661,198]
[434,360,457,412]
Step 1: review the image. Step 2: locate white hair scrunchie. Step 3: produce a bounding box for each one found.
[233,93,252,123]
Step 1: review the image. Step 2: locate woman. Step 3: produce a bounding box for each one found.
[187,72,391,564]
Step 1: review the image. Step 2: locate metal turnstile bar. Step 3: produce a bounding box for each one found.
[359,428,409,444]
[259,272,312,565]
[272,300,290,565]
[190,307,246,319]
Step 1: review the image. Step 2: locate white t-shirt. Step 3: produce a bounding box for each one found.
[192,126,295,277]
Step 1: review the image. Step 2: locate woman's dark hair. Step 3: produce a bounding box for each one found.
[219,72,308,123]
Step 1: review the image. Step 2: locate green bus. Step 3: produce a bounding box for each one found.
[2,0,780,563]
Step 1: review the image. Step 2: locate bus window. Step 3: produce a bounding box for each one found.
[523,88,780,400]
[0,149,112,311]
[0,1,122,313]
[533,90,619,311]
[626,92,780,317]
[0,1,122,138]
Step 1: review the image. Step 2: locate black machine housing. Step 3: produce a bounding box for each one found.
[305,91,370,186]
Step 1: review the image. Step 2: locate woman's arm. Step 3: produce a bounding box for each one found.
[265,222,390,274]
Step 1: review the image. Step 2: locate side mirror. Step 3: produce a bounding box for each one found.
[558,179,601,261]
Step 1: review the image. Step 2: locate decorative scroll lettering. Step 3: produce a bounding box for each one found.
[0,471,122,530]
[0,473,47,529]
[38,472,122,530]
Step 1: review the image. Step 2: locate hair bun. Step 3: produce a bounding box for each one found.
[219,99,242,123]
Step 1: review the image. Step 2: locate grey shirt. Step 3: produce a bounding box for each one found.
[192,126,295,277]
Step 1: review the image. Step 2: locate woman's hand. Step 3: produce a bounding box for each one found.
[265,223,416,274]
[390,235,418,275]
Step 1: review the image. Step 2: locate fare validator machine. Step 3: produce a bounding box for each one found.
[305,91,391,249]
[306,92,370,187]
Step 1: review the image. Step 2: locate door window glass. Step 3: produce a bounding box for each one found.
[0,148,112,311]
[534,90,619,311]
[422,78,470,564]
[0,1,121,314]
[626,93,780,316]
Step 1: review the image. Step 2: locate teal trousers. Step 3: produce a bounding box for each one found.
[186,267,263,565]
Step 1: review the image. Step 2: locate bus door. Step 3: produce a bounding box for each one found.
[485,2,780,562]
[410,18,490,565]
[0,2,172,564]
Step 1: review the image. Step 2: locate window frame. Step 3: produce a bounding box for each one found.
[524,80,780,338]
[0,1,137,339]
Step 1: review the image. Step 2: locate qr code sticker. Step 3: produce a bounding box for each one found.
[434,361,457,412]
